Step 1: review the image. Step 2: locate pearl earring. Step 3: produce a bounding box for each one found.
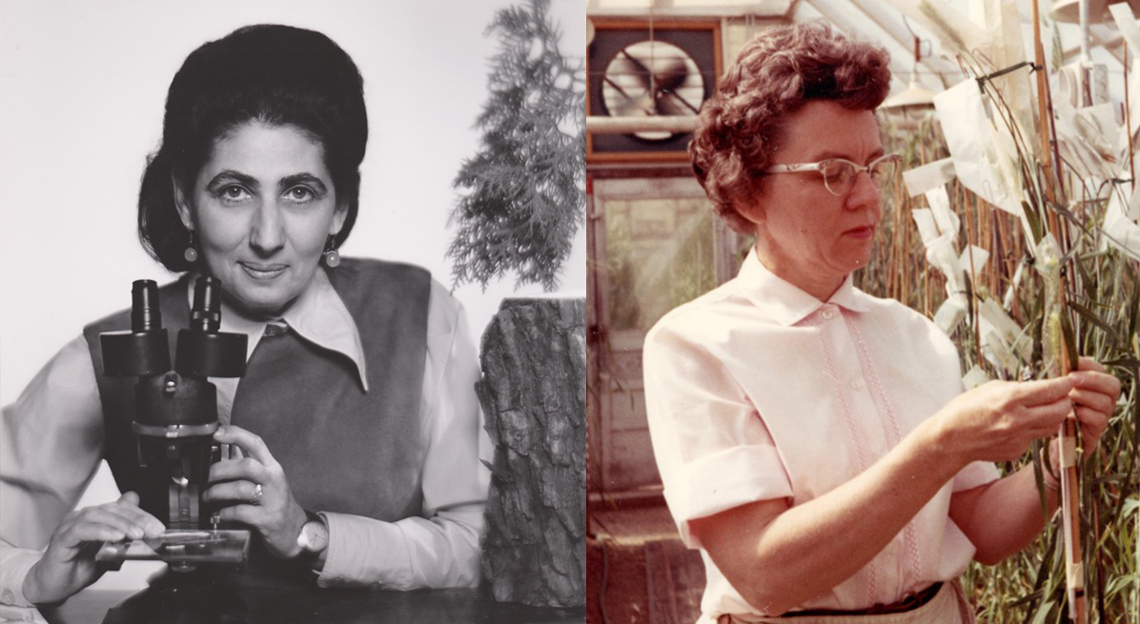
[322,235,341,268]
[184,230,199,263]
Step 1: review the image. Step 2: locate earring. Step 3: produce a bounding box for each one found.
[322,235,341,268]
[184,230,199,263]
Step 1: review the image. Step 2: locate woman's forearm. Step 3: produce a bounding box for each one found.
[949,458,1058,565]
[318,505,484,589]
[687,375,1079,615]
[692,419,962,615]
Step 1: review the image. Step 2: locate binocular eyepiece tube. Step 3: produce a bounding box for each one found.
[100,277,247,533]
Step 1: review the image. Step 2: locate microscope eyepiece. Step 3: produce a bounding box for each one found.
[175,277,246,378]
[102,281,170,377]
[130,280,162,332]
[190,276,222,333]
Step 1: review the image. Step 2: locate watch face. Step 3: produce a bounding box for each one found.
[601,40,705,141]
[300,521,328,553]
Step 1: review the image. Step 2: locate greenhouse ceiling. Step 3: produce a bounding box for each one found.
[587,0,1140,103]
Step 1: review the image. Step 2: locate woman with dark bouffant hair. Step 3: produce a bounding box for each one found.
[1,24,488,606]
[643,22,1119,623]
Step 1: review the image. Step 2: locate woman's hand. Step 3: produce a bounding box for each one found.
[22,492,164,606]
[1039,357,1120,475]
[1066,357,1120,453]
[203,425,308,559]
[933,376,1075,465]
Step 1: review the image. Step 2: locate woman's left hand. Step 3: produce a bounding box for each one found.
[203,425,307,559]
[1067,356,1121,453]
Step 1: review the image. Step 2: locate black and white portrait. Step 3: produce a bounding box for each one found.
[0,1,586,621]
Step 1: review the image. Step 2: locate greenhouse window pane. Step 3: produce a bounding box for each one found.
[604,196,716,332]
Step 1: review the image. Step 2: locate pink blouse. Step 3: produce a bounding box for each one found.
[643,250,998,622]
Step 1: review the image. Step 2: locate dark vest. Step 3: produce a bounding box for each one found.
[83,258,431,583]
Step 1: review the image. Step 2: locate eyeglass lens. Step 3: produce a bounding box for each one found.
[821,158,898,195]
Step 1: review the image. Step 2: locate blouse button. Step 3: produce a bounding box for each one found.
[850,379,864,390]
[821,308,835,320]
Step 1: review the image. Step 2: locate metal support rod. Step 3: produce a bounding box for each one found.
[1080,0,1093,106]
[1060,416,1087,624]
[586,115,699,135]
[1080,0,1091,62]
[1126,42,1135,192]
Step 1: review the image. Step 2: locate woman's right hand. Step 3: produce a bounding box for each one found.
[933,376,1076,465]
[22,491,164,606]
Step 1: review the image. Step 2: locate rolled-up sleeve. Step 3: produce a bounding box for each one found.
[1,335,105,607]
[316,281,491,589]
[643,322,792,548]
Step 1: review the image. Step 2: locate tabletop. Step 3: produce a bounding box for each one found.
[38,587,586,624]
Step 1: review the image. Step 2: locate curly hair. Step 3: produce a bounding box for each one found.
[138,24,368,272]
[689,22,891,233]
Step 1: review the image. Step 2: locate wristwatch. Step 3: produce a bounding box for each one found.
[296,511,329,559]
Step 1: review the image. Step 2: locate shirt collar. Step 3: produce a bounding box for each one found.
[733,248,871,326]
[185,270,370,391]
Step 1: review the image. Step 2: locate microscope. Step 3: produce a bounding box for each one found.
[95,277,251,572]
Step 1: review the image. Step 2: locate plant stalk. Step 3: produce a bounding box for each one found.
[1030,2,1085,621]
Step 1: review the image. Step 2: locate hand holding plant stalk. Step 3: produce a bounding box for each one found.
[1035,232,1086,622]
[879,4,1135,620]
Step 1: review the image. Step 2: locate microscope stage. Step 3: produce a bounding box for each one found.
[96,529,250,566]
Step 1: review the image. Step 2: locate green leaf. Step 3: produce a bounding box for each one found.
[1102,357,1140,369]
[1068,300,1123,347]
[1029,599,1054,624]
[1023,199,1045,244]
[1123,498,1140,516]
[1060,309,1079,372]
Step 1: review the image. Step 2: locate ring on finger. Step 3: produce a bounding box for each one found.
[252,483,263,506]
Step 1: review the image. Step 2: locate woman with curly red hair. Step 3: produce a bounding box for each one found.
[644,22,1120,623]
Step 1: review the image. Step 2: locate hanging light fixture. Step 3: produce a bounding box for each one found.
[882,75,935,111]
[881,35,936,127]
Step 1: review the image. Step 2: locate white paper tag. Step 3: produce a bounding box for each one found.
[1067,562,1085,589]
[903,158,956,197]
[1059,435,1078,469]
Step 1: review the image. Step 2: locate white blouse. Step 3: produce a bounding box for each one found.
[643,250,998,622]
